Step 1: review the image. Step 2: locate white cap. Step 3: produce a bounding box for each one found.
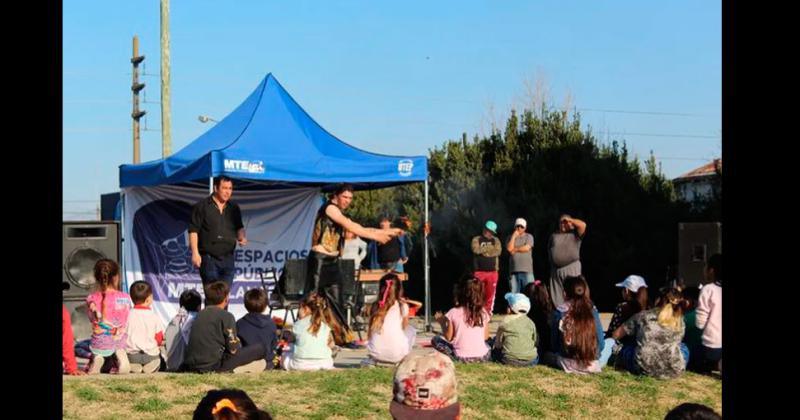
[514,218,527,228]
[615,275,648,292]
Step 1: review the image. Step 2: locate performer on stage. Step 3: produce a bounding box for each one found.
[307,183,403,347]
[189,175,247,304]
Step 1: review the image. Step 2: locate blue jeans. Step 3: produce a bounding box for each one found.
[509,272,534,294]
[200,253,235,286]
[599,337,616,367]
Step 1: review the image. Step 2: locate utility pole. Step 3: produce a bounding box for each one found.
[160,0,172,158]
[131,35,146,164]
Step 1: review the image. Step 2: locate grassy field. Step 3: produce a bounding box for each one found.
[62,363,721,419]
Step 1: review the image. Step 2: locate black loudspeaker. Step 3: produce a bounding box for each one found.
[63,221,120,341]
[280,259,308,297]
[63,222,121,300]
[339,259,356,296]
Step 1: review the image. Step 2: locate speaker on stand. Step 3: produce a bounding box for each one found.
[63,222,121,341]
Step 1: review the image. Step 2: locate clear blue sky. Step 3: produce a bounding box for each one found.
[63,1,721,219]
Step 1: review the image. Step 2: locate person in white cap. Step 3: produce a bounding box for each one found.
[598,275,649,367]
[506,218,535,296]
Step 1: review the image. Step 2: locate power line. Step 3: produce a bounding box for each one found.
[578,108,717,118]
[605,131,720,139]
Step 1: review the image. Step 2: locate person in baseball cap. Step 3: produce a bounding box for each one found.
[389,350,461,420]
[601,275,650,362]
[471,220,502,313]
[504,292,531,314]
[615,275,647,293]
[490,293,538,366]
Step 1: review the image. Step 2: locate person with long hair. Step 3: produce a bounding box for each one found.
[432,275,491,363]
[364,274,418,365]
[611,287,690,378]
[85,259,133,374]
[523,280,555,358]
[280,292,336,371]
[550,275,604,374]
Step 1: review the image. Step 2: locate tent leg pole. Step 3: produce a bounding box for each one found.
[424,178,431,332]
[120,191,127,292]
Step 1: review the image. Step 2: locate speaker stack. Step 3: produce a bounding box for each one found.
[63,221,121,341]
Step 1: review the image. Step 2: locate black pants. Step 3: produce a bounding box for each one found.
[306,251,353,344]
[217,344,266,373]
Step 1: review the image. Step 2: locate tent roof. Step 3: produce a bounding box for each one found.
[120,74,427,189]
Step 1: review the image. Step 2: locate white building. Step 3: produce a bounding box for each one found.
[673,159,721,204]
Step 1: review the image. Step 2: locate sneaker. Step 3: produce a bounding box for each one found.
[232,359,267,374]
[114,349,130,374]
[342,341,365,350]
[87,354,104,375]
[142,358,160,374]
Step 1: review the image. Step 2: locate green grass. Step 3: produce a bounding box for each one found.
[63,365,721,419]
[74,386,102,401]
[133,397,172,413]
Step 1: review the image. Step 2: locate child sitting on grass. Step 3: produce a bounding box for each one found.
[85,259,132,374]
[280,292,336,371]
[165,289,202,372]
[125,281,165,373]
[490,293,538,366]
[432,275,491,363]
[364,273,418,366]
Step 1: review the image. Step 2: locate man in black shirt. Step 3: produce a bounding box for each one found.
[189,176,248,297]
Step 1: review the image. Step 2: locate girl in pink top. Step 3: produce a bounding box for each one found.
[365,274,419,364]
[432,275,491,362]
[85,259,132,374]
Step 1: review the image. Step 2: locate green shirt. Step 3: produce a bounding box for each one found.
[683,310,703,349]
[292,316,332,360]
[496,314,538,361]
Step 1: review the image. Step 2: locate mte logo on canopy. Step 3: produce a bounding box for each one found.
[398,159,413,177]
[224,159,265,174]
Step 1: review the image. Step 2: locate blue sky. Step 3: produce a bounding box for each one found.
[63,1,720,219]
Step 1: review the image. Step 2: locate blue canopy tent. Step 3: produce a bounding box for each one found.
[119,73,432,326]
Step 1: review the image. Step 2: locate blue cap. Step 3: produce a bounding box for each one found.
[504,292,531,313]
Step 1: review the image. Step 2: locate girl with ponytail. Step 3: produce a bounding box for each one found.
[280,292,335,371]
[85,259,133,374]
[431,275,491,362]
[550,275,605,374]
[611,287,690,378]
[364,274,419,365]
